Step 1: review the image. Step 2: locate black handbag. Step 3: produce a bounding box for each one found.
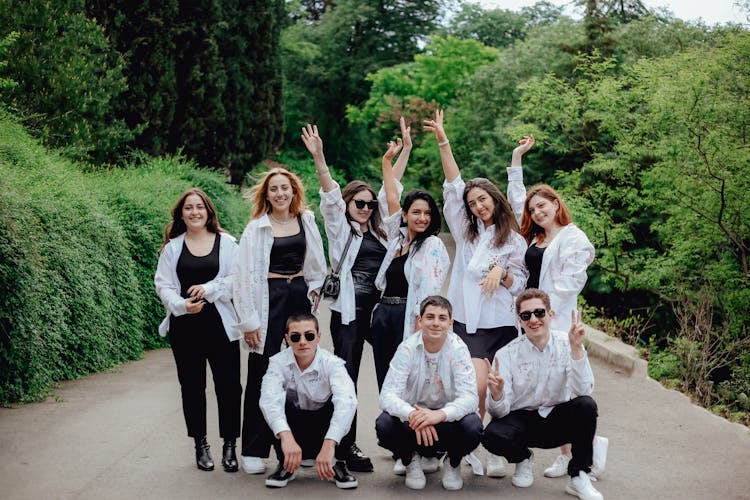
[321,230,355,299]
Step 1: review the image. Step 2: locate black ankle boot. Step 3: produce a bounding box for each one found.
[194,436,214,471]
[222,439,238,472]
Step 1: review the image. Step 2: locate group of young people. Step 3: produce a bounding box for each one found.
[154,110,605,499]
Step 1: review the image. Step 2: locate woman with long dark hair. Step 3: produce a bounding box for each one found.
[155,188,242,472]
[425,109,528,476]
[233,168,327,476]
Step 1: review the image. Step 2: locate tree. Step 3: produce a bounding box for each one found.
[442,3,527,49]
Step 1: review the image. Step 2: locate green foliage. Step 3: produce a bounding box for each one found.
[647,347,682,381]
[441,3,527,48]
[0,31,18,93]
[0,0,134,163]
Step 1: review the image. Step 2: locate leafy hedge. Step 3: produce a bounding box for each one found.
[0,112,249,404]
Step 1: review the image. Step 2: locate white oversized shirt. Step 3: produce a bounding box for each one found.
[443,175,528,332]
[232,210,327,353]
[154,232,239,339]
[260,346,357,444]
[380,331,478,422]
[506,166,595,331]
[486,331,595,419]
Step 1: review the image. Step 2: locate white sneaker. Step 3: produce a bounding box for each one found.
[486,453,508,478]
[393,458,406,476]
[544,454,571,478]
[463,451,484,476]
[421,456,440,473]
[441,461,463,490]
[240,455,266,474]
[405,454,426,490]
[566,470,604,500]
[590,436,608,478]
[511,452,534,488]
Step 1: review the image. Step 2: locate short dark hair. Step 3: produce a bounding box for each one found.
[285,312,319,333]
[515,288,551,311]
[419,295,452,318]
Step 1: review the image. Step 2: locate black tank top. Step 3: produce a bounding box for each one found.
[268,216,306,274]
[525,243,545,289]
[177,233,220,298]
[351,230,386,275]
[383,252,409,298]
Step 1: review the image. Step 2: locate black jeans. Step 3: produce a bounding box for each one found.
[482,395,598,477]
[241,276,309,457]
[375,411,483,468]
[272,400,352,462]
[369,302,407,391]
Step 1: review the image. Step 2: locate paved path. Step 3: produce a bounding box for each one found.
[2,301,749,499]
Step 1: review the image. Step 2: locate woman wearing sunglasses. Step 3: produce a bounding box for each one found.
[154,188,242,472]
[424,109,528,476]
[233,167,327,475]
[300,123,403,473]
[507,136,603,480]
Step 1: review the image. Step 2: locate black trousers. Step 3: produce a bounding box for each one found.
[375,412,483,468]
[168,305,241,439]
[482,395,598,477]
[369,302,407,391]
[241,276,309,457]
[272,400,352,462]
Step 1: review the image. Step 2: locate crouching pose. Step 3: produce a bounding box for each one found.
[482,288,604,500]
[259,313,358,489]
[376,296,483,491]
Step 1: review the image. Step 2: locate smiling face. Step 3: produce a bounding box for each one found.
[403,199,432,237]
[266,173,294,214]
[466,187,496,225]
[417,304,453,352]
[527,194,560,231]
[517,297,554,348]
[181,194,208,233]
[347,189,376,228]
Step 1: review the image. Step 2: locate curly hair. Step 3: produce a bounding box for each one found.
[401,189,441,255]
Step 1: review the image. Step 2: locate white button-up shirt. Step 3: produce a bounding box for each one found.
[443,175,528,332]
[486,331,595,419]
[380,331,478,422]
[260,346,357,444]
[506,167,595,331]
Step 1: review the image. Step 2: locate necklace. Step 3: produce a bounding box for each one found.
[269,213,294,225]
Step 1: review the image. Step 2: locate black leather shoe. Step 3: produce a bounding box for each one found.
[194,436,214,471]
[345,443,374,472]
[333,460,358,489]
[265,463,295,488]
[222,439,238,472]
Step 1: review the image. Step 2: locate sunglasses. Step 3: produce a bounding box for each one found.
[518,308,547,321]
[288,331,317,343]
[353,199,378,210]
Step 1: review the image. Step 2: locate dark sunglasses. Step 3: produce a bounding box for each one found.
[288,331,317,343]
[518,308,547,321]
[353,199,378,210]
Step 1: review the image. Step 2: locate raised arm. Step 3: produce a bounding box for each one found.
[301,124,336,192]
[423,109,459,183]
[382,137,404,217]
[507,135,534,224]
[392,116,412,181]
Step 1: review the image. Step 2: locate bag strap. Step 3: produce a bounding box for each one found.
[333,230,356,275]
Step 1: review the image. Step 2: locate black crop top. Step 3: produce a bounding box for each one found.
[268,217,306,274]
[525,243,546,290]
[177,233,220,298]
[351,230,386,275]
[383,252,409,298]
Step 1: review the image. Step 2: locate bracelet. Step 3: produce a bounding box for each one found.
[438,139,449,147]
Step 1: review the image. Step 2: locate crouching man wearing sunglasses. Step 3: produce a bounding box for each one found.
[481,289,604,500]
[259,312,359,489]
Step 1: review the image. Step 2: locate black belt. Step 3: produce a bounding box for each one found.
[380,296,408,305]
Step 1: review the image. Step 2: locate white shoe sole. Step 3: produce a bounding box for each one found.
[265,473,295,487]
[335,479,358,489]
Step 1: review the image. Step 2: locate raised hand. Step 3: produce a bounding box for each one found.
[423,109,448,143]
[301,124,324,158]
[400,116,413,149]
[383,138,403,162]
[484,358,505,401]
[568,307,586,359]
[513,135,535,158]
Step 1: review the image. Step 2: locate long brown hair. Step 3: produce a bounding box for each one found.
[161,188,223,250]
[521,184,572,245]
[462,178,519,247]
[248,167,308,220]
[342,180,387,240]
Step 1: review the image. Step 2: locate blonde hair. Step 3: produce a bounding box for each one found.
[248,167,308,220]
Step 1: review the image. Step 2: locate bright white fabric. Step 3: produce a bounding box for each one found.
[232,211,326,353]
[154,232,239,339]
[260,346,357,444]
[486,331,595,419]
[506,166,595,331]
[443,175,528,332]
[379,331,478,422]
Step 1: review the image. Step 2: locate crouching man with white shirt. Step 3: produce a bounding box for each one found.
[375,295,483,491]
[482,288,604,500]
[259,312,358,489]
